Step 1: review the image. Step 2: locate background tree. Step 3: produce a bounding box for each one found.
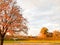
[46,32,53,37]
[0,0,28,45]
[39,27,48,39]
[40,27,48,34]
[53,30,60,40]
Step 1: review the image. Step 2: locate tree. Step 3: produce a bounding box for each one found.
[40,27,48,34]
[46,32,53,37]
[39,27,48,39]
[0,0,28,45]
[53,30,60,40]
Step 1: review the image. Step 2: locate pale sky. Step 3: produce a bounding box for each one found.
[17,0,60,36]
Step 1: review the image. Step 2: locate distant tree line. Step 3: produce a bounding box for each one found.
[38,27,60,40]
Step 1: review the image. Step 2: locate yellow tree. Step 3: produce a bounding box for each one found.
[39,27,48,39]
[0,0,28,45]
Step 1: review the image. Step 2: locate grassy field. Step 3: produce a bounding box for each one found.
[4,43,60,45]
[4,40,60,43]
[4,40,60,45]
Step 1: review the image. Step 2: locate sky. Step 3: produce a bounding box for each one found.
[17,0,60,36]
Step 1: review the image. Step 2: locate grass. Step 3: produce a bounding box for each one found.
[4,39,60,43]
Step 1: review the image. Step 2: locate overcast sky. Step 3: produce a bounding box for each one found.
[17,0,60,36]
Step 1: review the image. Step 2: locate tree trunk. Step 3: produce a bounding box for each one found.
[0,36,4,45]
[0,35,1,45]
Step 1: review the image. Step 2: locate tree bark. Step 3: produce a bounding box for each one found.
[0,35,1,45]
[0,36,4,45]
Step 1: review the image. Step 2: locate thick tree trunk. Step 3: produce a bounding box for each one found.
[1,37,4,45]
[0,36,4,45]
[0,35,1,45]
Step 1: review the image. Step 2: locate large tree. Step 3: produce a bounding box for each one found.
[0,0,28,45]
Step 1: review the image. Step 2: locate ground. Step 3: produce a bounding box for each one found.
[4,43,60,45]
[4,40,60,45]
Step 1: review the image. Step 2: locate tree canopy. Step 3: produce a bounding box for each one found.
[0,0,28,45]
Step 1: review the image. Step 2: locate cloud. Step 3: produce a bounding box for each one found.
[17,0,60,36]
